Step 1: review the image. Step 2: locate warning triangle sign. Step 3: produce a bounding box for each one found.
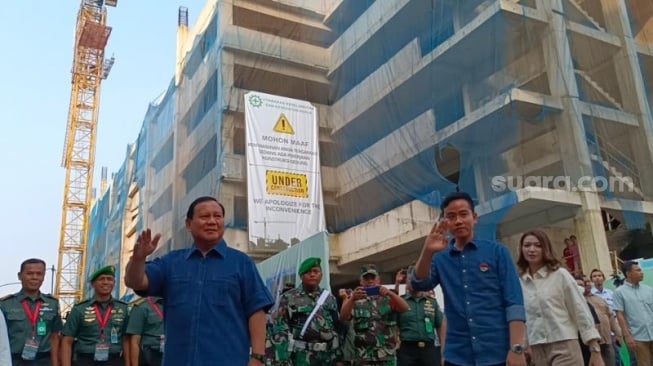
[273,113,295,135]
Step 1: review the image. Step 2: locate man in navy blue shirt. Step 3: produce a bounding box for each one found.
[124,196,274,366]
[411,192,527,366]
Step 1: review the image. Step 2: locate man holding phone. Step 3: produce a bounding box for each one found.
[340,264,409,365]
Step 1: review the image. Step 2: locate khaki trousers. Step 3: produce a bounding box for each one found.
[634,341,653,366]
[530,339,583,366]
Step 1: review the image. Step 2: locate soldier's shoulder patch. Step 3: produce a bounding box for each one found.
[0,293,15,301]
[42,293,58,301]
[131,298,146,307]
[76,298,93,306]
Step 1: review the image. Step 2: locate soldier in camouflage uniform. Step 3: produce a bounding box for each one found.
[265,283,295,366]
[270,257,345,366]
[339,264,410,366]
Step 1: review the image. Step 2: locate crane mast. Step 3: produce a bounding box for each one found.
[55,0,115,316]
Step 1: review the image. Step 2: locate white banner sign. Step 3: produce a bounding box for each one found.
[245,91,325,248]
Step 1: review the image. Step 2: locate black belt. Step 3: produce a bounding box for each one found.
[12,352,51,360]
[142,346,163,354]
[77,353,122,360]
[401,340,436,348]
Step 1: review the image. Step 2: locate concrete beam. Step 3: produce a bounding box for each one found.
[328,0,411,76]
[336,109,436,198]
[329,38,422,132]
[579,101,639,126]
[336,89,562,198]
[231,51,330,84]
[219,1,329,69]
[566,21,621,47]
[333,200,438,265]
[234,0,332,30]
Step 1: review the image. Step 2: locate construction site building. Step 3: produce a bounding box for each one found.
[84,0,653,298]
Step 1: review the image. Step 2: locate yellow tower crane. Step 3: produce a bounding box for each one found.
[56,0,117,316]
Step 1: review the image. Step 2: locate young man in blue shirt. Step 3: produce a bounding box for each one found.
[411,191,527,366]
[125,196,274,366]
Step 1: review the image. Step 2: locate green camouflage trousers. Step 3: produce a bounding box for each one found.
[291,349,340,366]
[353,358,396,366]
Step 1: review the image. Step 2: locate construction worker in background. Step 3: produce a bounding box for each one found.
[270,257,345,366]
[125,297,164,366]
[61,265,130,366]
[0,258,63,366]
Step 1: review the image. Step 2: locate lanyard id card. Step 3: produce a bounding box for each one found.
[424,317,434,334]
[160,334,166,353]
[93,303,114,360]
[36,320,47,336]
[94,343,110,361]
[21,338,40,360]
[110,328,118,344]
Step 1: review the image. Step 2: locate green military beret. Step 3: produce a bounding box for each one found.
[90,265,115,282]
[360,264,379,278]
[298,257,321,276]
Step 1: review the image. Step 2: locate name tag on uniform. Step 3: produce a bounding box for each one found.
[22,338,40,360]
[94,343,110,361]
[160,335,165,353]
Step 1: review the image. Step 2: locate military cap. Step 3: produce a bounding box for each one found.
[360,264,379,278]
[90,265,115,282]
[298,257,321,276]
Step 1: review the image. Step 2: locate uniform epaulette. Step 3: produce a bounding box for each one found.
[131,298,147,307]
[77,298,93,305]
[0,293,15,301]
[42,293,58,300]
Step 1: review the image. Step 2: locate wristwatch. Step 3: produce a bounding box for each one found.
[250,353,266,362]
[510,344,524,354]
[590,345,601,353]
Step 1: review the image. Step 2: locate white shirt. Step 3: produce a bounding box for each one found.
[520,266,600,346]
[592,286,615,313]
[0,311,11,366]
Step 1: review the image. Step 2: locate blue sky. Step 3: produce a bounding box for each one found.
[0,0,206,295]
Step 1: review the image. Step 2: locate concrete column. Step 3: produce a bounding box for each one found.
[540,0,612,272]
[600,0,653,199]
[541,0,595,182]
[574,191,613,275]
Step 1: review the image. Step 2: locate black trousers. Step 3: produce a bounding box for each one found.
[397,342,441,366]
[444,362,506,366]
[74,353,124,366]
[11,353,51,366]
[140,347,163,366]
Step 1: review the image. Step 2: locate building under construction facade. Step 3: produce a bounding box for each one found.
[84,0,653,298]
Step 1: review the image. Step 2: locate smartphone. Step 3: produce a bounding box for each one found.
[364,286,380,297]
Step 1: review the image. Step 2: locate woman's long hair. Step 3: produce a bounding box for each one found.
[517,229,562,275]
